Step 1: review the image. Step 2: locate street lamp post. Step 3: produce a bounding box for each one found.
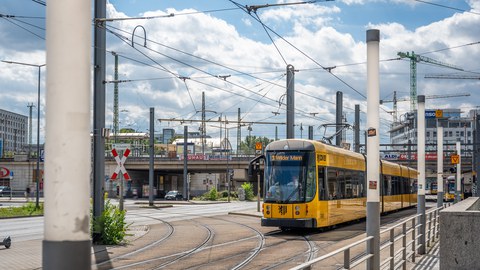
[1,60,45,208]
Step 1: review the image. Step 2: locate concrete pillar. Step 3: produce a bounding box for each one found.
[43,0,92,269]
[366,29,380,270]
[417,95,426,255]
[456,139,462,203]
[437,125,444,207]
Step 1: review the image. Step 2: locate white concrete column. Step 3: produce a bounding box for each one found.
[417,95,426,255]
[366,29,380,270]
[437,125,444,207]
[456,139,462,202]
[44,0,92,269]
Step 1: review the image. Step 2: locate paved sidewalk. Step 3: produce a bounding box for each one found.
[407,241,440,270]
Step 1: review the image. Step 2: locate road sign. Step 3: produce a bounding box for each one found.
[425,110,436,118]
[111,148,131,180]
[435,109,443,118]
[451,154,460,164]
[255,142,262,150]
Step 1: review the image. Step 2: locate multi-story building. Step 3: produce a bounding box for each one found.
[389,108,479,196]
[162,128,175,144]
[390,108,475,153]
[0,109,28,158]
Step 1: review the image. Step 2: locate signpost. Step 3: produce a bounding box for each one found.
[111,147,131,211]
[451,154,460,165]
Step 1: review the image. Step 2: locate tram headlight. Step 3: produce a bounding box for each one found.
[295,205,300,215]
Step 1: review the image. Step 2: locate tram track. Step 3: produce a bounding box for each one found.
[96,206,417,270]
[95,214,175,269]
[111,219,215,270]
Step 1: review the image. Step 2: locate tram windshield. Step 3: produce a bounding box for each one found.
[264,151,316,203]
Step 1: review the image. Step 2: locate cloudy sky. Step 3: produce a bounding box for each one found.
[1,0,479,146]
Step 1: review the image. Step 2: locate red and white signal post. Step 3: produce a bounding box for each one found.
[111,147,131,211]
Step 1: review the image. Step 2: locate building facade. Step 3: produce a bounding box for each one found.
[389,108,479,196]
[0,109,28,158]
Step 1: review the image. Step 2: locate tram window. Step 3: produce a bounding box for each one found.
[358,171,365,197]
[351,171,362,198]
[383,175,392,196]
[337,170,345,199]
[344,170,352,199]
[327,168,339,199]
[318,167,326,200]
[305,162,316,201]
[391,176,399,195]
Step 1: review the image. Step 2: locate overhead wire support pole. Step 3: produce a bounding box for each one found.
[149,108,154,206]
[93,0,107,243]
[286,64,295,139]
[112,52,119,143]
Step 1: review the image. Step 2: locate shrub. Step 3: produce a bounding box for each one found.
[206,187,218,201]
[241,182,254,201]
[92,200,129,245]
[220,190,229,198]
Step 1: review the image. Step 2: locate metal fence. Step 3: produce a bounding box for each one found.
[291,206,444,270]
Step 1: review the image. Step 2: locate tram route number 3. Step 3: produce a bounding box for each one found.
[369,180,377,190]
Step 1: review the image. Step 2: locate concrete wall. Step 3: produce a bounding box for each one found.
[440,197,480,269]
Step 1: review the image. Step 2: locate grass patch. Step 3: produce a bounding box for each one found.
[0,202,44,218]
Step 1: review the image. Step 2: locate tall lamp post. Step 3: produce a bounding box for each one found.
[2,60,45,208]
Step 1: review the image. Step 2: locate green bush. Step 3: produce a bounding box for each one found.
[220,190,229,198]
[92,200,129,245]
[207,187,218,200]
[241,182,254,201]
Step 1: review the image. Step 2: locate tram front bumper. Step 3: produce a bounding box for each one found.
[261,217,316,228]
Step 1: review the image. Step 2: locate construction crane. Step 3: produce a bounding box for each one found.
[380,91,470,124]
[425,74,480,80]
[397,51,464,112]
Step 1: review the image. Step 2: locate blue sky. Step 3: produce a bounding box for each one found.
[1,0,479,145]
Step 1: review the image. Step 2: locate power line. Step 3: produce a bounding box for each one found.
[252,11,288,65]
[0,15,45,40]
[230,0,366,99]
[97,7,241,22]
[413,0,480,16]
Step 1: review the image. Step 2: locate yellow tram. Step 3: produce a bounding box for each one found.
[258,139,418,229]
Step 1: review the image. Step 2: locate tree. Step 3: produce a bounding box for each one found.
[239,135,273,155]
[119,128,136,133]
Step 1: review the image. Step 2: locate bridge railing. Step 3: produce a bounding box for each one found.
[290,206,444,270]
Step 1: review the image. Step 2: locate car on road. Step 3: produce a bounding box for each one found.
[0,186,11,196]
[165,190,183,200]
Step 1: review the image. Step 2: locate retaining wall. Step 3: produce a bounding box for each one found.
[440,197,480,269]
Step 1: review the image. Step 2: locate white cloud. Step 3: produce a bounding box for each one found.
[1,1,479,143]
